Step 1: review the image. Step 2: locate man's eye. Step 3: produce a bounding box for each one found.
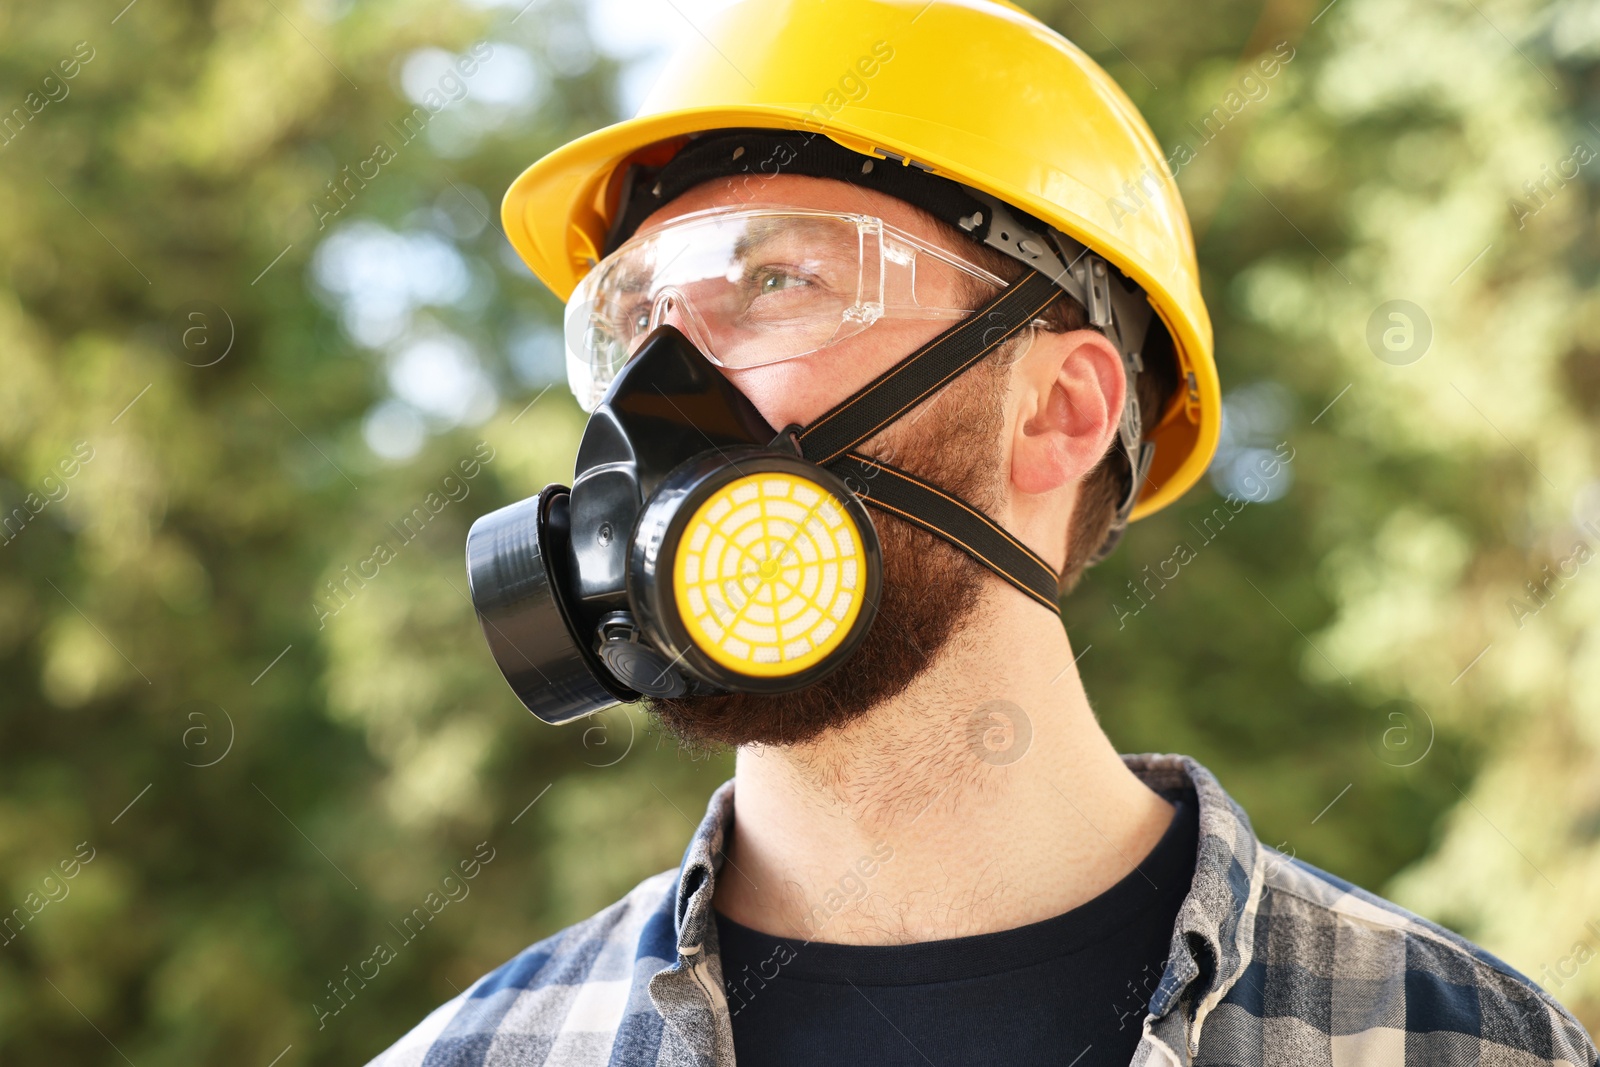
[755,270,810,295]
[618,306,649,335]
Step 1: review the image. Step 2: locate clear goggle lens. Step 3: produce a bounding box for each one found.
[564,207,1009,411]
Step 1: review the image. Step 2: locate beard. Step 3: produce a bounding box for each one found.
[645,350,1013,750]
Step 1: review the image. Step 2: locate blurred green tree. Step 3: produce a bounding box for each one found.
[0,1,730,1061]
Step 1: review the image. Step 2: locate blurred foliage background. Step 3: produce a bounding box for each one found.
[1,0,1598,1060]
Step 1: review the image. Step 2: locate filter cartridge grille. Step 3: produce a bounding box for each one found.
[672,471,868,677]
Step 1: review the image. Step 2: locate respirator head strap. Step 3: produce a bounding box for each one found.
[782,267,1067,610]
[827,451,1060,610]
[795,269,1064,465]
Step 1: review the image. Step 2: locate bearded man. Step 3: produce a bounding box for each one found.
[369,2,1599,1065]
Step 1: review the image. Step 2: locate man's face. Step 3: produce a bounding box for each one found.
[631,174,1018,749]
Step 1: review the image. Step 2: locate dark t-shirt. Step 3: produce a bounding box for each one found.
[714,789,1198,1066]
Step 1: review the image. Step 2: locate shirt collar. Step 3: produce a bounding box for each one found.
[647,779,738,1064]
[1123,754,1266,1060]
[648,754,1264,1063]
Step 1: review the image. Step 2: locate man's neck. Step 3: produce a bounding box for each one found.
[711,582,1176,945]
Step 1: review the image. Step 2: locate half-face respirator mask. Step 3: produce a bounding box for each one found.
[467,132,1160,725]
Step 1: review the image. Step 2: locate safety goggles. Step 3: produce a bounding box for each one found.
[564,206,1012,410]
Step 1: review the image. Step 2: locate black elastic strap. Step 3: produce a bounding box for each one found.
[798,269,1064,464]
[828,452,1060,611]
[789,268,1066,612]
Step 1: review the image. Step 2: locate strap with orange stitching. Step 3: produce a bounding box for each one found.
[826,451,1060,612]
[790,268,1065,613]
[796,269,1064,465]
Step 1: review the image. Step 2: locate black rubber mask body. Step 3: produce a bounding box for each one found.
[566,327,779,612]
[467,325,881,724]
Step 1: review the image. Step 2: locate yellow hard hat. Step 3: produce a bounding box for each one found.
[501,0,1218,520]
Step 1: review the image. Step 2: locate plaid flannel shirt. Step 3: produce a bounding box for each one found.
[367,753,1598,1066]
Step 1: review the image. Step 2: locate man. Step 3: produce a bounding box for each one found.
[371,1,1598,1064]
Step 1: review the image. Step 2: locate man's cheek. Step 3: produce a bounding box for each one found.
[719,318,941,432]
[720,364,834,431]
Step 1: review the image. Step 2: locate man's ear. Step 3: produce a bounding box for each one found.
[1010,327,1126,497]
